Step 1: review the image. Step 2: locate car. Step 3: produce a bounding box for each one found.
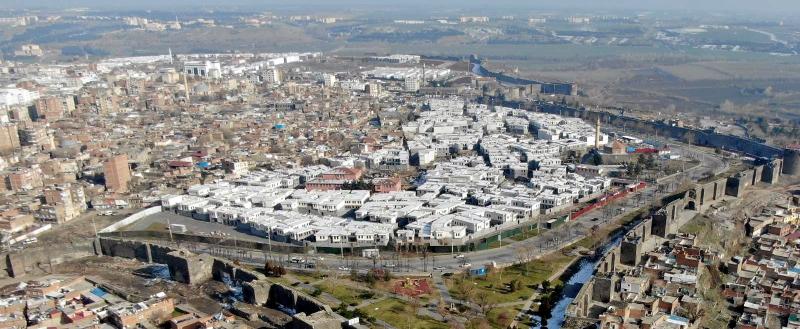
[433,266,447,271]
[460,263,471,268]
[338,266,351,271]
[383,264,396,268]
[316,256,325,261]
[591,217,599,222]
[455,254,465,259]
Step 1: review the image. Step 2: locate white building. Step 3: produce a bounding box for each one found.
[184,60,222,78]
[404,78,420,92]
[323,73,337,87]
[264,68,282,85]
[0,88,39,107]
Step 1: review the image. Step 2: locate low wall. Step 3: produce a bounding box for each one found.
[100,206,162,233]
[99,230,306,254]
[9,224,52,244]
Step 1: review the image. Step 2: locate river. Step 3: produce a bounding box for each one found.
[470,60,542,86]
[530,222,634,328]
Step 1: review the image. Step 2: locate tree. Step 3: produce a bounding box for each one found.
[264,261,286,277]
[588,152,603,166]
[471,290,495,315]
[626,162,642,177]
[638,154,656,169]
[514,246,531,275]
[496,311,513,328]
[454,277,475,301]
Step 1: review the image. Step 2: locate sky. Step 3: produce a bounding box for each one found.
[4,0,799,16]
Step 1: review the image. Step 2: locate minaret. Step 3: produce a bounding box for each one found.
[595,116,601,149]
[421,62,426,87]
[168,48,173,64]
[183,73,190,98]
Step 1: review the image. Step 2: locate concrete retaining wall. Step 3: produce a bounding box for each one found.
[100,206,162,233]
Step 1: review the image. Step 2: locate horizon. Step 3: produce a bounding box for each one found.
[3,0,800,17]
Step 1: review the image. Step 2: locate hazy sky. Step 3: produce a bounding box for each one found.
[5,0,800,15]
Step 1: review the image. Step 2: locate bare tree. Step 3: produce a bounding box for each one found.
[471,290,496,316]
[514,246,530,275]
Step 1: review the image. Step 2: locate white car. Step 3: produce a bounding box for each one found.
[434,266,447,271]
[455,254,465,259]
[338,266,351,271]
[460,263,471,268]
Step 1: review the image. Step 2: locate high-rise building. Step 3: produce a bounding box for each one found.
[5,168,43,191]
[0,123,20,154]
[42,184,82,223]
[19,122,52,149]
[264,68,283,85]
[323,73,337,88]
[366,82,382,97]
[104,154,131,193]
[404,78,420,92]
[33,95,75,121]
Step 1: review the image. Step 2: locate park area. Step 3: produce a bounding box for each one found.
[445,253,576,306]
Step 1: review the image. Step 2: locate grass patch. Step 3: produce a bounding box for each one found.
[679,214,707,235]
[144,222,167,232]
[446,253,575,305]
[358,298,448,329]
[488,306,524,328]
[314,280,372,306]
[171,309,188,317]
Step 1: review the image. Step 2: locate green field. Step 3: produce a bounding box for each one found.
[358,298,448,329]
[446,253,575,305]
[314,280,374,306]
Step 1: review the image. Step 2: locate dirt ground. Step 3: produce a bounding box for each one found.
[54,256,226,315]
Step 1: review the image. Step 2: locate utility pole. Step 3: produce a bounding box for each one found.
[166,217,174,243]
[266,227,273,262]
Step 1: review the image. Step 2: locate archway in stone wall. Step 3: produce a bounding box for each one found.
[684,189,698,210]
[713,182,719,200]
